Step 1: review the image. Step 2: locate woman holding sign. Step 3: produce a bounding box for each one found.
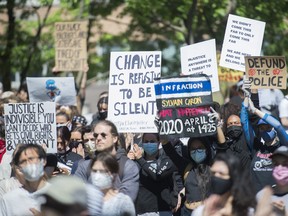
[161,136,214,216]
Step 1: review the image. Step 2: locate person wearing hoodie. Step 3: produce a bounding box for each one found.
[74,120,139,202]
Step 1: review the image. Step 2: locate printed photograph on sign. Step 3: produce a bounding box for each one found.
[180,39,219,92]
[108,51,161,133]
[154,74,216,139]
[220,14,266,72]
[4,102,57,154]
[27,77,77,105]
[245,56,287,89]
[54,21,88,71]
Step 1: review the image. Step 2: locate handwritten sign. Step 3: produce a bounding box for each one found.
[108,51,161,133]
[220,14,266,72]
[4,102,57,154]
[245,56,287,89]
[180,39,219,92]
[54,21,88,71]
[154,75,216,139]
[27,77,77,105]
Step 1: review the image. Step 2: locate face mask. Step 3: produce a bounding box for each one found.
[143,142,158,156]
[91,172,112,190]
[273,165,288,186]
[260,129,276,143]
[99,111,107,120]
[20,160,44,182]
[226,126,243,139]
[211,175,232,195]
[69,140,82,149]
[190,149,207,163]
[85,140,95,151]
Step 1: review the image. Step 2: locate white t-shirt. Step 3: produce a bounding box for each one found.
[0,177,22,198]
[279,96,288,132]
[0,183,49,216]
[258,89,284,114]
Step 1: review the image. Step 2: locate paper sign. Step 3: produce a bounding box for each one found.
[4,102,57,154]
[54,21,88,71]
[180,39,219,92]
[220,14,266,72]
[108,51,161,133]
[245,56,287,89]
[154,74,216,139]
[27,77,77,105]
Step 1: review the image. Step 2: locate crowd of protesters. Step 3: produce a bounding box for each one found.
[0,76,288,216]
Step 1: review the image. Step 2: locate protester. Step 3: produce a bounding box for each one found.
[241,92,288,192]
[71,115,87,130]
[192,152,256,216]
[0,144,50,216]
[56,125,82,171]
[211,107,252,170]
[90,152,135,216]
[90,91,109,126]
[161,136,214,216]
[56,111,72,130]
[74,120,139,202]
[69,126,85,158]
[256,145,288,215]
[128,133,178,215]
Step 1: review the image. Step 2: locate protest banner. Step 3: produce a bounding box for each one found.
[27,77,77,105]
[4,102,57,154]
[180,39,219,92]
[220,14,266,72]
[54,21,88,71]
[245,56,287,89]
[108,51,161,133]
[154,74,216,139]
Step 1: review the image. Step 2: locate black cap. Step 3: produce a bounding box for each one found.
[270,146,288,159]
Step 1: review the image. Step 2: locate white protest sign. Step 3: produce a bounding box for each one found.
[180,39,219,92]
[220,14,266,71]
[108,51,161,133]
[4,102,57,154]
[27,77,77,105]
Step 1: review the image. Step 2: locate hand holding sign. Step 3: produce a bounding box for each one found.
[242,78,252,97]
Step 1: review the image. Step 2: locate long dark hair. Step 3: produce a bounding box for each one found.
[57,126,71,161]
[187,136,213,200]
[214,153,256,216]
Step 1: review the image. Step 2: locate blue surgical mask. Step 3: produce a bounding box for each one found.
[190,149,207,163]
[260,129,276,143]
[143,142,158,156]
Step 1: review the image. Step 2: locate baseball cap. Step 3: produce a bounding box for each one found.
[270,146,288,159]
[44,176,87,205]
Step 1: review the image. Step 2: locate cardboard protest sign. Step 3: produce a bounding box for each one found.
[154,74,216,139]
[245,56,287,89]
[180,39,219,92]
[54,21,88,71]
[4,102,57,154]
[220,14,266,72]
[27,77,77,105]
[108,51,161,133]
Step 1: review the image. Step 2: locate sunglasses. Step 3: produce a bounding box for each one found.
[93,132,108,139]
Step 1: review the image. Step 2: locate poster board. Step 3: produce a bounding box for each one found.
[245,56,287,89]
[54,21,88,71]
[180,39,219,92]
[27,77,77,105]
[154,74,216,139]
[220,14,266,72]
[4,102,57,154]
[107,51,161,133]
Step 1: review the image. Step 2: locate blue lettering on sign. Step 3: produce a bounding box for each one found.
[154,80,211,96]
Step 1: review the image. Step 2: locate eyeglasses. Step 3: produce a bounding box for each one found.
[18,157,40,167]
[93,132,108,139]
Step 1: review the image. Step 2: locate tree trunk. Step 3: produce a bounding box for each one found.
[1,0,15,92]
[183,0,198,45]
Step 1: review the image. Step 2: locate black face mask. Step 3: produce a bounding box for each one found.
[226,125,243,139]
[98,111,107,120]
[211,176,233,195]
[69,140,82,149]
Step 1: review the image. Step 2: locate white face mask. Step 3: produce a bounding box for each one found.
[91,172,113,190]
[20,160,44,182]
